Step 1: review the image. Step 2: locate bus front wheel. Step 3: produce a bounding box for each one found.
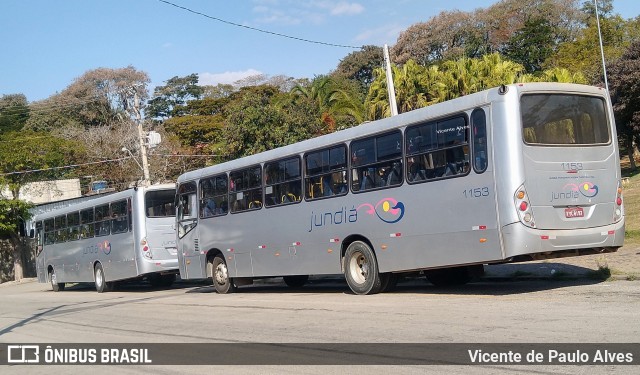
[211,255,236,294]
[49,268,65,292]
[94,263,113,293]
[343,241,382,295]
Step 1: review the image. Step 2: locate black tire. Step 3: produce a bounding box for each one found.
[283,275,309,288]
[380,272,399,293]
[94,263,113,293]
[343,241,382,295]
[211,255,236,294]
[425,266,472,287]
[49,268,65,292]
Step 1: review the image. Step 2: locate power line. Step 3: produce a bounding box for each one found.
[0,157,133,176]
[157,0,363,50]
[0,154,217,176]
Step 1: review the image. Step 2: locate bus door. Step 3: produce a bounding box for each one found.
[176,182,205,279]
[34,221,47,283]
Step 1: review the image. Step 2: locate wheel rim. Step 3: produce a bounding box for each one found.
[348,250,368,285]
[96,268,103,287]
[214,262,228,286]
[50,271,56,285]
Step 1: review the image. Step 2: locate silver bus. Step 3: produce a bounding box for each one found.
[175,83,624,295]
[34,184,178,292]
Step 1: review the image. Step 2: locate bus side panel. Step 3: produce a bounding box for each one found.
[102,232,138,282]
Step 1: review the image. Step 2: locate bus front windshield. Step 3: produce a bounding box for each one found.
[145,189,177,218]
[521,94,610,145]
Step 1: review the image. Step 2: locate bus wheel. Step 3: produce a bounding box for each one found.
[94,263,113,293]
[424,266,471,287]
[49,268,65,292]
[343,241,382,295]
[283,275,309,288]
[211,255,236,294]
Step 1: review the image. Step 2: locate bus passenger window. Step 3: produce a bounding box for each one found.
[200,174,228,218]
[265,157,302,208]
[350,130,402,192]
[229,166,262,213]
[405,115,469,183]
[304,145,348,200]
[471,108,488,173]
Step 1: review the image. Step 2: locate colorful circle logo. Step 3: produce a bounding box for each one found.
[102,240,111,255]
[580,182,598,197]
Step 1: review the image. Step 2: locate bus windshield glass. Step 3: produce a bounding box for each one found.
[145,189,177,217]
[521,94,610,145]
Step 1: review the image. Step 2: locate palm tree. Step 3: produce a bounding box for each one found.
[291,76,365,131]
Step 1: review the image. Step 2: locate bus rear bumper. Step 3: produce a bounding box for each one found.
[138,258,179,274]
[501,219,624,261]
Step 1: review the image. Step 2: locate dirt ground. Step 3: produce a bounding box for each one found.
[484,244,640,281]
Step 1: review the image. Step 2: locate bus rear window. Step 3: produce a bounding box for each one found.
[521,94,610,145]
[146,189,177,217]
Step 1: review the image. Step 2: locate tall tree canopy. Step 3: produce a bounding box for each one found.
[146,74,204,119]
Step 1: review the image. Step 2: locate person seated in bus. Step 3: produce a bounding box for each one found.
[202,198,216,218]
[331,172,347,194]
[322,176,333,197]
[359,168,376,190]
[386,162,402,186]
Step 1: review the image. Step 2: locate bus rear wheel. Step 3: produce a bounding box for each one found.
[94,263,113,293]
[343,241,382,295]
[49,268,65,292]
[211,255,236,294]
[283,275,309,288]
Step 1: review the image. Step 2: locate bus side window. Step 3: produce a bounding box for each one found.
[471,108,488,173]
[304,145,348,200]
[80,208,95,239]
[350,130,402,192]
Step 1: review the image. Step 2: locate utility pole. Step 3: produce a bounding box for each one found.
[383,44,398,117]
[594,0,609,91]
[133,90,151,186]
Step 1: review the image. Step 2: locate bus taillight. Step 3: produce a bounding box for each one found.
[614,182,623,222]
[141,238,152,259]
[514,185,536,228]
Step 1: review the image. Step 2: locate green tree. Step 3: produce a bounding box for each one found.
[366,61,446,120]
[503,17,557,73]
[25,66,150,131]
[0,131,83,280]
[332,45,384,95]
[0,94,29,134]
[291,75,364,131]
[146,74,204,119]
[608,40,640,170]
[222,86,324,159]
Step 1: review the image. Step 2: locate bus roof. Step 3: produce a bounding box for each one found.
[177,83,606,184]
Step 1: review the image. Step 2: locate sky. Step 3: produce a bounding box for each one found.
[1,0,640,103]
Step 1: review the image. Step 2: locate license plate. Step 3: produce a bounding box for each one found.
[167,247,178,255]
[565,207,584,218]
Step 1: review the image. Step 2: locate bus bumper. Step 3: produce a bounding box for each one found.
[139,258,179,275]
[501,219,625,260]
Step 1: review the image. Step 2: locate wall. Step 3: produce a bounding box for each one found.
[0,237,36,283]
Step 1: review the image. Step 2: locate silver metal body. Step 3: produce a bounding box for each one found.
[175,83,624,281]
[35,184,178,284]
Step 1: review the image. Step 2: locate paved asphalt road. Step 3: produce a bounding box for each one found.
[0,277,638,374]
